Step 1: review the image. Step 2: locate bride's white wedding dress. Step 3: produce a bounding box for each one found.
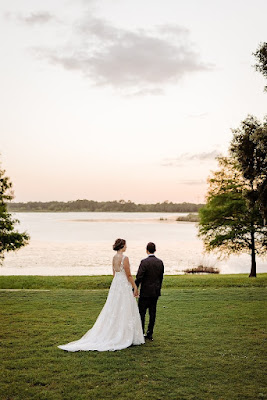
[58,255,144,352]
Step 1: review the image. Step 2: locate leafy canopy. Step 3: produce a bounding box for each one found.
[230,115,267,221]
[198,156,266,257]
[0,163,30,263]
[253,42,267,91]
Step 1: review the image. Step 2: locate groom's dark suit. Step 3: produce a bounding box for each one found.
[135,254,164,338]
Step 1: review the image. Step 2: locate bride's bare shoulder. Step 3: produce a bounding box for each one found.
[113,254,123,263]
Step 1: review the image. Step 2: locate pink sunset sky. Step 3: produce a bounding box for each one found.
[0,0,266,203]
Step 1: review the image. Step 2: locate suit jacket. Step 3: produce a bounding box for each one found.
[135,255,164,298]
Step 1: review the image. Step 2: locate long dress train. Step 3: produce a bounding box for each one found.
[58,255,144,351]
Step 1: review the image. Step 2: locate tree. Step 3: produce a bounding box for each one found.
[198,156,267,278]
[0,162,30,264]
[253,42,267,91]
[230,115,267,225]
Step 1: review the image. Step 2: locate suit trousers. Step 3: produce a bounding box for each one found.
[138,296,158,337]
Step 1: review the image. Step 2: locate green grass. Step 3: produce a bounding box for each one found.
[0,276,267,399]
[1,273,267,290]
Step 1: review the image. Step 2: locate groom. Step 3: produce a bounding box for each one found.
[135,242,164,341]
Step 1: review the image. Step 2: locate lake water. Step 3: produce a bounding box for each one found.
[1,212,266,275]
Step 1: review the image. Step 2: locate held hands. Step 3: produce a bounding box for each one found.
[133,286,139,298]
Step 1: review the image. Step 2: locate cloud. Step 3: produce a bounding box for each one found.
[186,150,221,161]
[157,23,190,37]
[186,112,209,119]
[124,87,164,97]
[32,15,211,94]
[162,150,221,167]
[6,11,56,25]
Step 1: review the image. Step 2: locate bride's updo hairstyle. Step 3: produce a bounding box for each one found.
[113,238,126,251]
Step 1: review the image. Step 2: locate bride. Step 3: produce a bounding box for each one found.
[58,238,145,351]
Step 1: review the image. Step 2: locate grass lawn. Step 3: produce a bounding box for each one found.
[0,275,266,400]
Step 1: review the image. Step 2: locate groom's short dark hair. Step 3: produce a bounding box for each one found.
[147,242,156,253]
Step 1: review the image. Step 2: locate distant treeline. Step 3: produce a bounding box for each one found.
[8,200,204,213]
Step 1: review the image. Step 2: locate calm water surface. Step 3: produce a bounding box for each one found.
[1,212,266,275]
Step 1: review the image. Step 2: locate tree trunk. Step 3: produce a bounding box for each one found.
[249,230,256,277]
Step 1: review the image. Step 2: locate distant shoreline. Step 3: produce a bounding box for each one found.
[9,211,199,222]
[66,215,198,223]
[8,200,204,213]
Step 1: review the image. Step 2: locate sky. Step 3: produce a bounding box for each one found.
[0,0,266,204]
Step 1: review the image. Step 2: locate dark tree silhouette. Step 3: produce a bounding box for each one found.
[199,114,267,277]
[198,156,266,277]
[253,42,267,91]
[0,162,30,264]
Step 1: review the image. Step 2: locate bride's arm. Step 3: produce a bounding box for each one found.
[112,257,115,277]
[124,257,138,297]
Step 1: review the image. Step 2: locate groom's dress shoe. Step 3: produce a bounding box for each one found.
[144,335,153,341]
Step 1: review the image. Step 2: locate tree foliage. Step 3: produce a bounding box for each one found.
[198,149,266,277]
[253,42,267,91]
[230,115,267,223]
[199,158,266,252]
[0,163,30,264]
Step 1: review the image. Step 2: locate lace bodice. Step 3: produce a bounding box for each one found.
[113,255,125,273]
